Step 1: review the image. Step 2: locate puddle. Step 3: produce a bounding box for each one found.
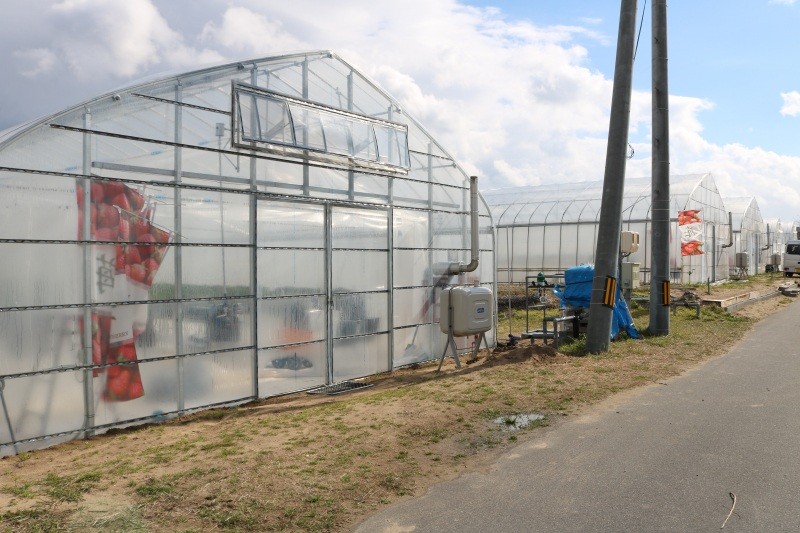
[493,413,545,431]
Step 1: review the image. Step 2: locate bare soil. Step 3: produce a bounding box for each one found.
[0,275,795,532]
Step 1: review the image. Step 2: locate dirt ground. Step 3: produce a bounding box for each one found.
[0,275,795,532]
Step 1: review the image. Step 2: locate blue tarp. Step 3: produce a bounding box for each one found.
[553,264,641,340]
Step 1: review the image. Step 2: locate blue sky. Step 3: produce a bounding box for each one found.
[465,0,800,157]
[1,0,800,221]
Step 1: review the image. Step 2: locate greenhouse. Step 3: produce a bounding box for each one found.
[722,196,765,276]
[774,220,800,249]
[0,51,496,455]
[483,173,733,286]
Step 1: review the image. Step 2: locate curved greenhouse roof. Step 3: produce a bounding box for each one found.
[0,51,496,456]
[484,174,720,227]
[723,196,763,233]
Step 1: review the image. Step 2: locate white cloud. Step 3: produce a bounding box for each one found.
[780,91,800,117]
[769,0,797,5]
[13,48,57,77]
[18,0,224,80]
[199,7,307,54]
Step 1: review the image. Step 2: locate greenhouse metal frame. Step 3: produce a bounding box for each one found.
[0,51,496,455]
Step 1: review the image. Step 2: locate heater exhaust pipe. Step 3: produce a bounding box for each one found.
[721,211,734,249]
[442,175,480,275]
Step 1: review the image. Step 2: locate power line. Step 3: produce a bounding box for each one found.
[633,0,648,62]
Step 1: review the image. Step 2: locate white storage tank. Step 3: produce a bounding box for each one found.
[440,286,494,336]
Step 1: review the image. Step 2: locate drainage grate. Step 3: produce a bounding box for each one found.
[307,381,373,395]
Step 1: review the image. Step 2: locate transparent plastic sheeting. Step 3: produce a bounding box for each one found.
[0,51,495,454]
[485,174,741,284]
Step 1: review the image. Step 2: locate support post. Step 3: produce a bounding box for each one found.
[174,82,185,412]
[81,108,95,437]
[649,0,671,335]
[586,0,638,353]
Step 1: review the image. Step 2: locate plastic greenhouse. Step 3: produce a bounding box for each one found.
[774,221,800,250]
[0,51,496,455]
[484,173,734,286]
[722,196,765,276]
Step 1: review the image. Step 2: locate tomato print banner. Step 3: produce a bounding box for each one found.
[76,180,172,402]
[678,209,703,256]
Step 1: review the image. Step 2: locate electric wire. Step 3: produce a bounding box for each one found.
[633,0,648,62]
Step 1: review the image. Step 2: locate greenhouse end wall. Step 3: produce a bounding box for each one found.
[0,51,496,456]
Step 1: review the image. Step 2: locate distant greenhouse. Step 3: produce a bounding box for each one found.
[722,196,765,276]
[774,220,800,250]
[0,51,496,455]
[484,173,736,285]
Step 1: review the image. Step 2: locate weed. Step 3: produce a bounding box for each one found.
[426,428,447,444]
[135,477,173,499]
[1,508,64,530]
[380,474,408,496]
[43,471,101,502]
[3,481,34,499]
[198,499,264,530]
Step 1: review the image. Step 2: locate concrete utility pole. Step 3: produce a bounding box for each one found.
[586,0,638,353]
[649,0,670,335]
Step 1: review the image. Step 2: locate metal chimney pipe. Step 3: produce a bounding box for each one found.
[446,175,480,274]
[721,211,734,248]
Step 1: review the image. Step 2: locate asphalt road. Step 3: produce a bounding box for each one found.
[355,298,800,532]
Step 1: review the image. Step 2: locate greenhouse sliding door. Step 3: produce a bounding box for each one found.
[256,201,390,395]
[257,201,328,396]
[330,206,390,383]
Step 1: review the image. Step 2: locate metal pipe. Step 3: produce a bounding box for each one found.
[445,175,480,274]
[81,108,95,438]
[721,211,734,248]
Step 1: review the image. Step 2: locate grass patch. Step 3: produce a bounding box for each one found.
[135,477,174,500]
[43,471,102,502]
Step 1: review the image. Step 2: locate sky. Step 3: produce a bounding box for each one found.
[1,0,800,222]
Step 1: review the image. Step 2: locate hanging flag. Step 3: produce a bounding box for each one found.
[77,180,172,402]
[678,209,703,256]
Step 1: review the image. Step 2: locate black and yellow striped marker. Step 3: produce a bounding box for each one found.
[662,280,671,306]
[602,276,616,308]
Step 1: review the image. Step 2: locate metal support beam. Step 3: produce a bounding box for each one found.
[81,108,95,437]
[648,0,671,335]
[250,65,260,400]
[324,204,334,384]
[302,58,310,196]
[586,0,638,353]
[174,82,185,411]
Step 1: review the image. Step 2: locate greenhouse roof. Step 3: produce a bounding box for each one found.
[723,196,763,232]
[483,173,714,227]
[723,196,758,217]
[0,50,471,183]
